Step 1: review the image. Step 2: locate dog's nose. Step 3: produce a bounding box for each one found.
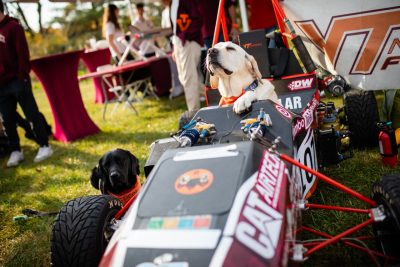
[208,48,218,55]
[110,171,121,180]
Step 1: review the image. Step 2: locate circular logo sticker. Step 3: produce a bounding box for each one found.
[275,104,292,119]
[175,169,214,195]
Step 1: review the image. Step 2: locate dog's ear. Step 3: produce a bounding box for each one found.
[245,54,262,80]
[125,150,140,176]
[210,75,219,89]
[90,165,101,189]
[133,155,140,176]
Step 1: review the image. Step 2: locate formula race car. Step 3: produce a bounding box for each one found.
[50,0,398,265]
[50,81,400,266]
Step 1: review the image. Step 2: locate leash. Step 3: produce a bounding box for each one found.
[13,208,58,222]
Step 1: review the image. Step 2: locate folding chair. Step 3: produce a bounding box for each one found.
[96,64,139,120]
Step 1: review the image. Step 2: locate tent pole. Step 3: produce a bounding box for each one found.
[238,0,248,32]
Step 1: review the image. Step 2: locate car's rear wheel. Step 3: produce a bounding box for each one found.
[371,174,400,260]
[344,89,379,147]
[51,195,123,267]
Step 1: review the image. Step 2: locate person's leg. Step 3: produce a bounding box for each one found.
[0,81,20,152]
[0,79,24,167]
[174,39,202,112]
[167,56,184,98]
[15,78,49,148]
[16,111,38,143]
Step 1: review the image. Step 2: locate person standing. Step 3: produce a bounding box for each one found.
[132,3,156,57]
[161,0,184,98]
[0,0,53,167]
[102,4,126,62]
[199,0,239,50]
[171,0,203,115]
[161,0,172,29]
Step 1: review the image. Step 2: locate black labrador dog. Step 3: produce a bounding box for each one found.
[90,149,140,195]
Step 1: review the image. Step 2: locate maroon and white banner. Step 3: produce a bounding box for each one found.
[282,0,400,90]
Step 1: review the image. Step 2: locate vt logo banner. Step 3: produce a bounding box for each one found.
[281,1,400,90]
[177,14,192,32]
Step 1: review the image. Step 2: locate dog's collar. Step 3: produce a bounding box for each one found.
[244,79,258,92]
[219,80,259,107]
[108,175,141,205]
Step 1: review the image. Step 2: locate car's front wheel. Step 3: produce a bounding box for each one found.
[51,195,123,267]
[371,174,400,260]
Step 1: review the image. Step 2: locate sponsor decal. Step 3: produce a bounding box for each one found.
[287,77,314,91]
[235,152,285,259]
[147,217,163,229]
[278,96,302,110]
[242,42,263,49]
[275,104,292,119]
[162,217,179,229]
[193,215,212,228]
[178,217,194,229]
[292,98,319,138]
[295,129,318,198]
[256,152,285,209]
[292,118,305,138]
[175,169,214,195]
[302,98,318,129]
[176,14,192,32]
[147,215,212,230]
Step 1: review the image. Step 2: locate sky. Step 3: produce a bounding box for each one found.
[5,0,142,32]
[6,0,72,32]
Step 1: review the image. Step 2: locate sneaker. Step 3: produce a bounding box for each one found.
[34,145,53,162]
[7,150,24,167]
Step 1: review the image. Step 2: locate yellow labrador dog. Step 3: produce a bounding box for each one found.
[206,42,278,113]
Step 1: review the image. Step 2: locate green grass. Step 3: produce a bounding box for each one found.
[0,80,399,266]
[303,150,399,266]
[0,79,187,266]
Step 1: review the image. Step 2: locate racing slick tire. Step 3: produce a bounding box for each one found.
[344,89,379,148]
[51,195,123,267]
[371,173,400,259]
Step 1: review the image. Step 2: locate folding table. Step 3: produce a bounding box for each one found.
[80,48,113,103]
[79,58,160,120]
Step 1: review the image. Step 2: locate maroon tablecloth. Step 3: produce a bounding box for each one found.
[79,56,172,97]
[31,50,100,142]
[81,48,114,103]
[148,56,171,97]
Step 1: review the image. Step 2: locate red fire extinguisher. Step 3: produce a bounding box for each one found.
[378,122,398,168]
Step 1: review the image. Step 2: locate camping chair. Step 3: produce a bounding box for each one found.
[96,64,139,120]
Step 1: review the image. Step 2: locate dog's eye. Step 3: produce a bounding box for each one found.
[226,46,236,51]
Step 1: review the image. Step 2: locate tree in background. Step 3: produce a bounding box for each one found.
[4,1,164,58]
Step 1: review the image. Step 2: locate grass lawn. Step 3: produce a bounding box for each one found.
[0,78,399,266]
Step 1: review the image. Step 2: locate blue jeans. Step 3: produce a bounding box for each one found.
[0,78,49,151]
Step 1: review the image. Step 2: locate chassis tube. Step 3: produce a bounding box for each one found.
[279,153,376,207]
[306,203,370,214]
[304,218,374,256]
